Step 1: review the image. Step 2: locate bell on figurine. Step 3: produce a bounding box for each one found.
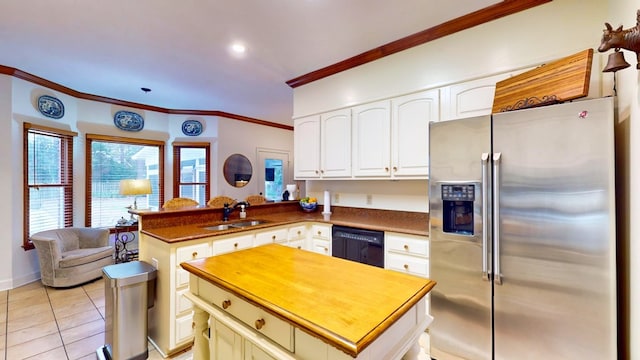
[602,48,631,72]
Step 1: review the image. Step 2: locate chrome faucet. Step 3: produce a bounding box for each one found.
[222,201,249,221]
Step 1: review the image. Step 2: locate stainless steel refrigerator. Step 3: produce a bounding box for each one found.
[428,97,617,359]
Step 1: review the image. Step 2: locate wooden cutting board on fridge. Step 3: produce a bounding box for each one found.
[492,48,593,113]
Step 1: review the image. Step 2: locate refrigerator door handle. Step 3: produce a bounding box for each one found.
[493,152,503,285]
[481,153,490,281]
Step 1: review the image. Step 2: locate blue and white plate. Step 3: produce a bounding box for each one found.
[37,95,64,119]
[114,110,144,132]
[181,119,203,136]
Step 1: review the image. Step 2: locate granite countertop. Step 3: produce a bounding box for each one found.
[138,202,428,244]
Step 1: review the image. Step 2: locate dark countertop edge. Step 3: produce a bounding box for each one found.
[139,204,428,244]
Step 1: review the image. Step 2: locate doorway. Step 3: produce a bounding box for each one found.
[256,149,290,201]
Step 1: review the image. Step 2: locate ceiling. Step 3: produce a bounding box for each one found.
[0,0,503,126]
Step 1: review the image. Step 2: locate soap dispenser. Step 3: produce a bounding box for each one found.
[239,204,247,219]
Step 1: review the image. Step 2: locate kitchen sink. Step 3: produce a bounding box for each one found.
[229,220,268,228]
[202,224,231,231]
[202,220,268,231]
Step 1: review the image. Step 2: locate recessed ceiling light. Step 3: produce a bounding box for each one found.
[230,42,246,54]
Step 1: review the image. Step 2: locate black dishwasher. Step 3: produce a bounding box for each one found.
[332,225,384,268]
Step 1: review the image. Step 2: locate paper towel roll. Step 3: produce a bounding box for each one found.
[323,190,330,213]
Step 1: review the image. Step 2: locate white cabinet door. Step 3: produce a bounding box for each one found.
[210,320,243,360]
[293,115,321,178]
[440,72,513,121]
[391,89,439,177]
[352,100,391,177]
[245,340,278,360]
[320,108,351,178]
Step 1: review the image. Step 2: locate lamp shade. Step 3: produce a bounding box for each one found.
[119,179,152,196]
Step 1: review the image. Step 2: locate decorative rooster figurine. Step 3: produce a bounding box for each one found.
[598,10,640,69]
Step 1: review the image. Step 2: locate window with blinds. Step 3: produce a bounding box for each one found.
[172,142,210,206]
[23,123,77,250]
[86,134,164,228]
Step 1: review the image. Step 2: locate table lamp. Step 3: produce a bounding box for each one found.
[119,179,152,211]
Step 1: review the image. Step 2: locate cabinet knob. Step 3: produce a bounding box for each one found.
[315,170,319,175]
[403,244,409,251]
[255,318,266,330]
[192,322,195,329]
[324,247,328,252]
[297,230,301,235]
[320,169,325,174]
[234,243,238,248]
[317,231,322,236]
[404,264,409,270]
[192,251,198,258]
[393,166,398,172]
[385,167,389,172]
[297,246,302,249]
[272,235,276,240]
[222,299,231,309]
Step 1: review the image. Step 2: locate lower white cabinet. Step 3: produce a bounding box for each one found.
[210,320,243,360]
[309,223,332,255]
[384,232,429,277]
[384,232,431,318]
[212,234,253,255]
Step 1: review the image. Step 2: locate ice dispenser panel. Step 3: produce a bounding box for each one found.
[442,184,475,235]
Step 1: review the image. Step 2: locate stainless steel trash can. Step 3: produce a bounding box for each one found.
[97,261,157,360]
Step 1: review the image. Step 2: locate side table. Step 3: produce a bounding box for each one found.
[114,223,139,263]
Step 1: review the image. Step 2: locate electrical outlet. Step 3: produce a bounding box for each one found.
[366,194,373,205]
[151,258,159,269]
[334,193,340,203]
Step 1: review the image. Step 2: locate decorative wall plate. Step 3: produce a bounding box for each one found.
[181,119,203,136]
[114,110,144,131]
[37,95,64,119]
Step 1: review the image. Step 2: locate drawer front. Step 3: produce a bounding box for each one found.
[287,239,305,250]
[386,252,429,277]
[176,267,190,288]
[255,228,288,246]
[177,242,211,264]
[212,234,253,255]
[311,224,331,240]
[175,313,194,345]
[198,279,294,351]
[176,287,193,315]
[288,225,307,241]
[386,234,429,257]
[312,239,331,255]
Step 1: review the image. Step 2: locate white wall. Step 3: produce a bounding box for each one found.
[608,1,639,358]
[293,0,638,356]
[1,76,293,290]
[217,117,294,201]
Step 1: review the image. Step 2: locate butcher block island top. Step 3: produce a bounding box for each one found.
[181,243,436,358]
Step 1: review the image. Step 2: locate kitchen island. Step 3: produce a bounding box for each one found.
[181,243,436,360]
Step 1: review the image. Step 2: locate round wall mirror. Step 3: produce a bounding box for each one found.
[223,154,252,187]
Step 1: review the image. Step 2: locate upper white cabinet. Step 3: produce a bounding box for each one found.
[352,89,438,179]
[439,72,515,121]
[352,100,391,177]
[320,109,351,178]
[294,109,351,179]
[293,115,321,178]
[391,89,439,177]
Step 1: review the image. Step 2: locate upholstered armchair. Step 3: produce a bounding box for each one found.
[31,227,114,287]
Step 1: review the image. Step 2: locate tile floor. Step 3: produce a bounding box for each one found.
[0,278,192,360]
[0,279,430,360]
